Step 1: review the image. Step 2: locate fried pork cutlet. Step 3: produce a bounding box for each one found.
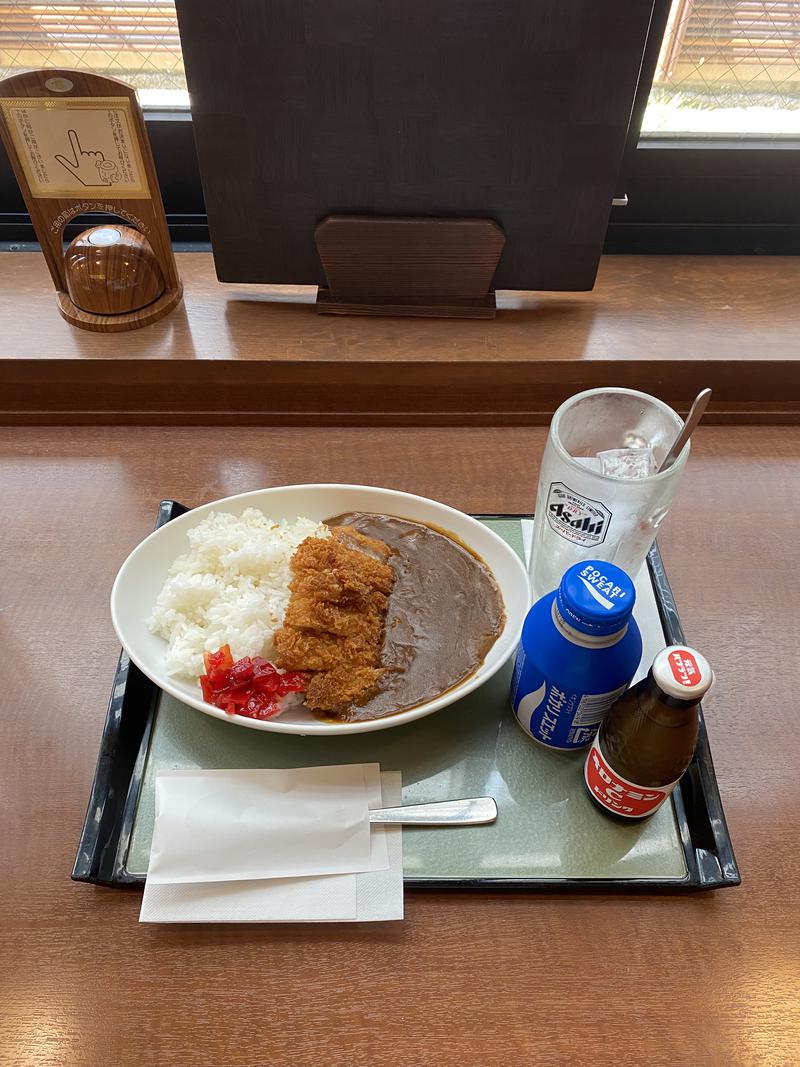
[274,527,395,714]
[331,525,393,561]
[305,665,386,711]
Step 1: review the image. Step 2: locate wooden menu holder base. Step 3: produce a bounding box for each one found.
[56,283,183,333]
[315,216,505,320]
[0,69,182,334]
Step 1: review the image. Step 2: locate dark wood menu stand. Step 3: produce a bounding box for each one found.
[315,216,506,319]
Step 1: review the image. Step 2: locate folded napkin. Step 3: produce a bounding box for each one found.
[140,763,403,923]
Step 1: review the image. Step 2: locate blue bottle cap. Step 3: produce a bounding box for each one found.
[556,561,636,637]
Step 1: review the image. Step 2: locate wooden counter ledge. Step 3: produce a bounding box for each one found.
[2,251,799,424]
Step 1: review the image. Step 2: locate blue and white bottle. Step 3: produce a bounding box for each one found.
[510,560,642,751]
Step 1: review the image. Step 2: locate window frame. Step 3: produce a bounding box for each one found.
[608,140,800,253]
[609,0,800,253]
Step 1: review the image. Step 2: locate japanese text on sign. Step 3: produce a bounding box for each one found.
[0,97,149,199]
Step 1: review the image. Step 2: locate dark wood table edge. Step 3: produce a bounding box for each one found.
[4,358,799,426]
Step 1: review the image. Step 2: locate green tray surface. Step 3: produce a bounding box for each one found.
[128,519,686,882]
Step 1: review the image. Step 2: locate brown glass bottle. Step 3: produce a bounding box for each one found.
[584,645,713,821]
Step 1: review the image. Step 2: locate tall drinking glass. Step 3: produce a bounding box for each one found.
[529,388,689,598]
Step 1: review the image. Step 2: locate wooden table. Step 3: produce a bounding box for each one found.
[1,423,798,1066]
[3,252,799,423]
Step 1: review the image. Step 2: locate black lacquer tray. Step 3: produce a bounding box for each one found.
[73,501,739,892]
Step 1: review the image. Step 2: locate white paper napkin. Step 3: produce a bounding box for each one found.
[146,764,386,884]
[140,766,403,923]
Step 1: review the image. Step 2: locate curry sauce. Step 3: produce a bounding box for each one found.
[324,512,505,721]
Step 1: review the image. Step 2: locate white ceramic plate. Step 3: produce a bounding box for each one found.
[111,484,530,735]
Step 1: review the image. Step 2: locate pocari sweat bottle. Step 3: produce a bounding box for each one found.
[510,560,642,751]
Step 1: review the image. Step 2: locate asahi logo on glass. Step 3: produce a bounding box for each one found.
[546,482,611,547]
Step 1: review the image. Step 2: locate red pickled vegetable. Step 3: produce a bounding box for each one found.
[230,658,255,686]
[199,675,215,705]
[199,648,305,721]
[203,645,234,675]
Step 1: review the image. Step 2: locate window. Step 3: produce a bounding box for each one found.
[0,1,201,236]
[2,0,798,250]
[641,0,800,139]
[0,1,187,107]
[607,0,800,253]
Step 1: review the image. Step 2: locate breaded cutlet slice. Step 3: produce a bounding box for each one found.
[274,626,379,673]
[331,525,393,560]
[304,665,385,713]
[283,595,386,641]
[274,530,395,713]
[290,536,394,598]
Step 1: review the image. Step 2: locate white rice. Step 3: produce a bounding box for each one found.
[147,509,329,679]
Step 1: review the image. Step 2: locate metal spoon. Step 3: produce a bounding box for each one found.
[658,388,712,473]
[369,796,497,826]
